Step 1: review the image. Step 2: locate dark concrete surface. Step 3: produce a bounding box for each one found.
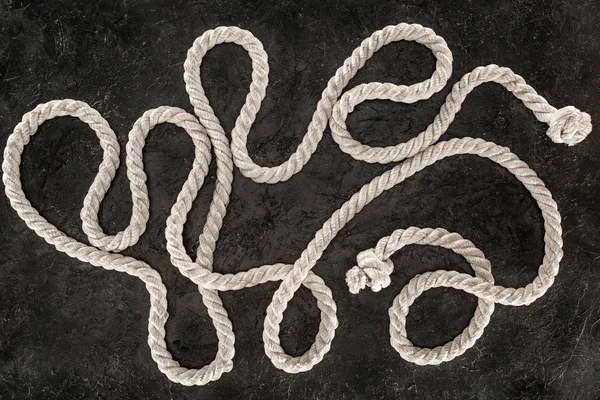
[1,0,599,398]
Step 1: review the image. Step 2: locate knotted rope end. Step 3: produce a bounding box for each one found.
[547,106,592,146]
[346,266,368,294]
[346,249,394,294]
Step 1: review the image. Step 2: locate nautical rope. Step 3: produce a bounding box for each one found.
[2,23,591,386]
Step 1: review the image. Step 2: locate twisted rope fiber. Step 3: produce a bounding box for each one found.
[2,23,592,385]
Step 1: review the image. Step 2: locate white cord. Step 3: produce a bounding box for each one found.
[2,23,591,385]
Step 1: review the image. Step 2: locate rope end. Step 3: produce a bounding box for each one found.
[547,106,592,146]
[346,266,368,294]
[346,249,394,294]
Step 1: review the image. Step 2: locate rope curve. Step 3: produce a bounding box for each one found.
[2,23,592,385]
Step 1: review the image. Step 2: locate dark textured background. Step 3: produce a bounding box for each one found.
[1,0,599,398]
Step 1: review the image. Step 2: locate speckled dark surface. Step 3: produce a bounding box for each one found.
[1,0,599,398]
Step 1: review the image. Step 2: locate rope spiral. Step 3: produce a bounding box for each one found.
[2,23,591,385]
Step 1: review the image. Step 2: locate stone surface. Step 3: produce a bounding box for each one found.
[1,0,599,398]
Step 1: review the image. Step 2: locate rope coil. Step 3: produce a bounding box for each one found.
[2,23,591,385]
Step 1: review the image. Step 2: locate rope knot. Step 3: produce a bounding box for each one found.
[346,249,394,294]
[546,106,592,146]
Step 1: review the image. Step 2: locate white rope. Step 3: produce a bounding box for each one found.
[2,23,591,385]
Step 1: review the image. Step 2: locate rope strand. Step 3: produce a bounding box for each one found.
[2,23,592,385]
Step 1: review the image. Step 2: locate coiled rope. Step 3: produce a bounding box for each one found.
[2,23,592,385]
